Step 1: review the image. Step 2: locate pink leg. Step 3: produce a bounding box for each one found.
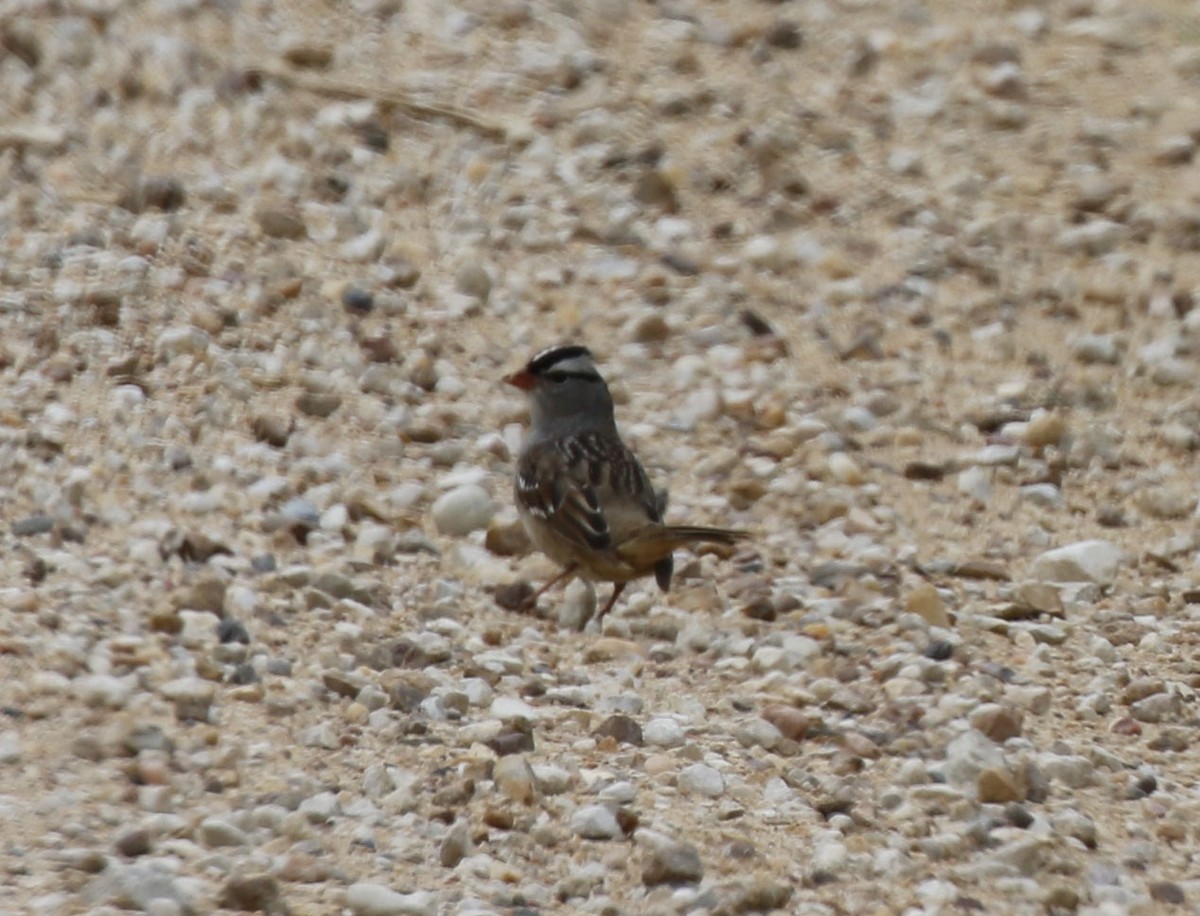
[519,565,577,612]
[594,582,627,622]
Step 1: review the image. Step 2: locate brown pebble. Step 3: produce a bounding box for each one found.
[251,414,292,447]
[977,767,1023,804]
[1110,717,1142,737]
[970,704,1023,742]
[485,520,531,557]
[761,704,809,741]
[114,828,152,857]
[765,19,804,50]
[220,873,281,912]
[488,728,535,757]
[904,461,948,481]
[148,609,183,635]
[256,206,307,240]
[1121,678,1166,705]
[493,581,534,611]
[360,334,399,363]
[904,583,950,628]
[949,559,1010,581]
[295,391,342,418]
[592,714,643,746]
[118,176,186,213]
[283,41,333,69]
[1149,880,1187,905]
[483,806,515,829]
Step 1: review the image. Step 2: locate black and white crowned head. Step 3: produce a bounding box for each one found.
[504,344,615,438]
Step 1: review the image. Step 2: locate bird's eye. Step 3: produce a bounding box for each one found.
[546,372,567,384]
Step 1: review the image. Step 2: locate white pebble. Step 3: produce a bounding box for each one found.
[431,485,495,536]
[570,804,622,840]
[643,717,685,748]
[346,883,436,916]
[1030,540,1123,586]
[678,763,724,798]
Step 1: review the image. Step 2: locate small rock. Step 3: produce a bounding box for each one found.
[1149,881,1186,905]
[1071,333,1120,365]
[0,730,22,764]
[1023,410,1067,449]
[760,705,809,741]
[12,514,54,537]
[439,820,470,868]
[342,287,374,314]
[977,767,1023,804]
[432,485,495,536]
[1052,810,1096,848]
[970,704,1023,742]
[158,677,214,722]
[1013,581,1063,616]
[257,206,307,240]
[198,816,248,848]
[114,828,152,858]
[678,763,724,798]
[118,176,186,213]
[904,583,950,628]
[345,883,436,916]
[220,873,281,912]
[571,804,623,840]
[593,714,643,746]
[299,791,340,823]
[558,578,597,631]
[251,413,292,447]
[641,838,704,886]
[493,755,537,804]
[283,40,333,69]
[295,391,342,419]
[455,263,492,301]
[1130,692,1181,723]
[484,519,530,556]
[642,717,685,748]
[764,19,803,50]
[1029,540,1122,586]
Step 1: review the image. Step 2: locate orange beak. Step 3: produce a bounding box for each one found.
[504,368,535,390]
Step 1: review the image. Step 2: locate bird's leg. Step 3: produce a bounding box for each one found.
[519,564,577,613]
[594,582,627,622]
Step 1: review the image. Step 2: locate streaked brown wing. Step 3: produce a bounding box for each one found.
[516,430,662,553]
[516,441,612,551]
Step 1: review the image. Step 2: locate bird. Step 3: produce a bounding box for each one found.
[503,344,750,622]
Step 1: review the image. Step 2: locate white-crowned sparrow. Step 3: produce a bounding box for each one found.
[504,344,749,621]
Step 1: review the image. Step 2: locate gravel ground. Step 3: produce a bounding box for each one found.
[3,0,1200,913]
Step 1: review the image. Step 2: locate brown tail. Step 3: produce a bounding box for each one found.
[616,525,749,583]
[659,525,750,546]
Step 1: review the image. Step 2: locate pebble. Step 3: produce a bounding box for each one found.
[198,816,249,847]
[439,820,470,867]
[570,804,623,840]
[640,835,704,886]
[158,677,214,721]
[760,705,809,741]
[431,485,496,536]
[642,717,686,748]
[494,755,537,804]
[220,873,281,912]
[904,583,950,628]
[345,883,436,916]
[1029,540,1123,586]
[678,763,724,798]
